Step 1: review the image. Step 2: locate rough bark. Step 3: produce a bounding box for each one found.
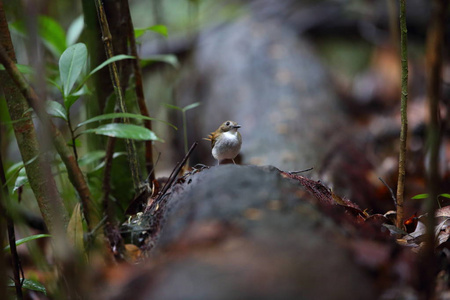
[0,1,68,233]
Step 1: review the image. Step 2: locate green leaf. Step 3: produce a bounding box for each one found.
[67,203,84,251]
[6,161,24,179]
[76,112,177,130]
[47,78,63,93]
[46,101,67,121]
[411,194,429,200]
[64,95,80,111]
[23,279,47,295]
[59,43,88,97]
[439,193,450,199]
[183,102,201,112]
[66,15,84,46]
[9,17,65,56]
[13,168,28,192]
[0,64,33,74]
[38,16,67,57]
[78,151,106,167]
[141,55,179,68]
[163,103,183,111]
[4,234,51,251]
[88,55,135,78]
[135,24,168,38]
[7,278,47,295]
[91,152,126,172]
[81,123,163,141]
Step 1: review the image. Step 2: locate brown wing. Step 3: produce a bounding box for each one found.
[203,132,215,149]
[209,132,219,149]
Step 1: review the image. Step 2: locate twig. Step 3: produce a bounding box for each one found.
[0,149,23,300]
[94,0,142,190]
[160,142,198,197]
[288,167,314,175]
[67,111,78,161]
[378,177,397,207]
[395,0,408,230]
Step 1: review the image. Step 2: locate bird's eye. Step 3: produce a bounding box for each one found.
[226,121,230,126]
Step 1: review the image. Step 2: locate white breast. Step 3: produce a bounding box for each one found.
[212,131,241,160]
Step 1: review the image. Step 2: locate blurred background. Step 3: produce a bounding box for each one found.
[1,0,449,221]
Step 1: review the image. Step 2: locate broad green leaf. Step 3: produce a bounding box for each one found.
[411,194,429,200]
[39,16,67,57]
[183,102,201,112]
[163,103,183,111]
[82,123,163,141]
[67,203,84,251]
[4,234,51,251]
[76,112,177,130]
[135,24,168,38]
[46,101,67,121]
[10,17,66,57]
[141,55,179,68]
[8,278,47,295]
[13,168,28,192]
[59,43,87,97]
[439,193,450,199]
[88,55,135,78]
[66,15,84,46]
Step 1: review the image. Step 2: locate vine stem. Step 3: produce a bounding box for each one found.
[94,0,142,190]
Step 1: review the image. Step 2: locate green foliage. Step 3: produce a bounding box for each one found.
[2,7,190,300]
[82,123,163,141]
[3,234,51,251]
[165,102,201,156]
[411,193,450,209]
[10,16,66,57]
[66,15,84,46]
[76,112,177,130]
[46,100,68,121]
[59,43,88,98]
[135,24,168,38]
[141,55,179,68]
[0,63,33,74]
[8,278,47,295]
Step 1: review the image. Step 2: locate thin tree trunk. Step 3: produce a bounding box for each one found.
[0,1,68,233]
[420,0,448,298]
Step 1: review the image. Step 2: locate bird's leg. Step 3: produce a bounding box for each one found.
[232,159,236,165]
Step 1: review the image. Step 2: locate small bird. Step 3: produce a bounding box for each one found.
[207,120,242,165]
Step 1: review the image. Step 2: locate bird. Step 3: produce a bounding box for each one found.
[206,120,242,165]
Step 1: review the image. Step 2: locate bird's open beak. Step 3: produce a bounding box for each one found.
[233,124,241,129]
